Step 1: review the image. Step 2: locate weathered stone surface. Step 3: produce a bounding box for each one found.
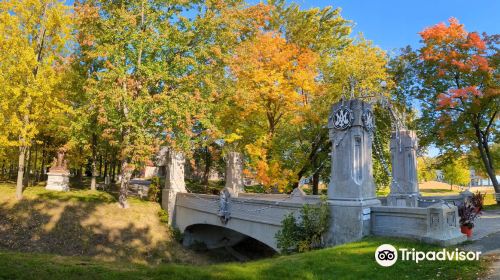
[161,149,186,225]
[326,198,381,246]
[225,152,244,195]
[326,99,380,245]
[45,173,70,192]
[387,130,419,207]
[49,149,69,174]
[175,192,309,251]
[371,203,466,246]
[327,99,377,200]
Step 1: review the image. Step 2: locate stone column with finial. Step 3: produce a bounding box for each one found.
[161,148,186,226]
[325,99,381,246]
[225,152,244,195]
[387,130,420,207]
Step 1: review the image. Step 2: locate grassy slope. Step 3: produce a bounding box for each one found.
[0,183,203,265]
[0,237,489,280]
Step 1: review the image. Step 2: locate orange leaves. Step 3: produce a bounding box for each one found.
[419,17,466,44]
[419,18,495,113]
[419,18,491,76]
[229,31,319,128]
[437,86,483,110]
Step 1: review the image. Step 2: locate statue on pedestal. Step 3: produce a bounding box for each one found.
[46,147,70,192]
[49,148,69,174]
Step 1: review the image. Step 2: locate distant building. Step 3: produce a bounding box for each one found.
[435,168,498,187]
[469,169,499,186]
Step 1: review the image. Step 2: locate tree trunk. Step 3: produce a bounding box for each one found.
[23,145,31,188]
[203,146,212,189]
[1,160,5,180]
[39,142,46,182]
[32,142,38,186]
[473,123,499,198]
[16,145,27,200]
[103,155,108,179]
[90,134,98,191]
[99,155,103,178]
[118,159,132,208]
[312,169,320,195]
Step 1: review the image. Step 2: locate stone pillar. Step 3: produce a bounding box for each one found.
[387,130,419,207]
[161,149,186,226]
[326,99,381,246]
[46,173,70,191]
[225,152,244,195]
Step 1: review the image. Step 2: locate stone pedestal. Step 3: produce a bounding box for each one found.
[225,152,244,195]
[161,149,186,226]
[46,173,70,192]
[387,130,419,207]
[326,99,380,246]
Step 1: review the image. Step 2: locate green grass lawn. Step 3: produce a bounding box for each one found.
[0,237,490,280]
[0,181,494,279]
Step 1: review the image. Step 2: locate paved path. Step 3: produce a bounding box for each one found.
[462,210,500,279]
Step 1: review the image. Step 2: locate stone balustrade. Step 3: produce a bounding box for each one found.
[371,203,466,246]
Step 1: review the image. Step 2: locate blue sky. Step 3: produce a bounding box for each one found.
[288,0,500,52]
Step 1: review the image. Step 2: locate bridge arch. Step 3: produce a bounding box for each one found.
[182,224,277,253]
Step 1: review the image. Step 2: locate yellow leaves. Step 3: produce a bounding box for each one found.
[0,0,73,148]
[224,132,243,144]
[229,31,319,133]
[329,37,392,99]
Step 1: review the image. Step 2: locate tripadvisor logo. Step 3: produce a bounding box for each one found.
[374,244,481,267]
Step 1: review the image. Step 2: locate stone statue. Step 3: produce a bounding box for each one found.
[46,147,70,192]
[49,148,69,174]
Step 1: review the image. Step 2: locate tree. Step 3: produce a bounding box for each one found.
[0,0,72,199]
[267,1,352,194]
[416,18,499,196]
[441,158,471,190]
[417,157,437,182]
[226,31,319,190]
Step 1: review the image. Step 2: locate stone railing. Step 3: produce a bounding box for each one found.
[371,203,466,246]
[175,192,312,228]
[417,192,472,208]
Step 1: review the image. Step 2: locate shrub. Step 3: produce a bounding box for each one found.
[158,209,169,224]
[148,176,161,202]
[170,227,183,243]
[276,196,330,254]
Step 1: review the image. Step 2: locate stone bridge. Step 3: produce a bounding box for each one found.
[174,192,319,250]
[162,99,468,253]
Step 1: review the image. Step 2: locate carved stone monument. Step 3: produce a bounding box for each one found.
[46,148,70,192]
[387,130,419,207]
[225,152,244,195]
[326,99,381,245]
[161,149,186,225]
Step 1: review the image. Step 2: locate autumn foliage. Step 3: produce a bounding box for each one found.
[419,18,496,111]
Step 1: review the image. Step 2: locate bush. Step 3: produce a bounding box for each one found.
[275,196,330,254]
[158,209,169,224]
[170,227,183,243]
[148,176,161,202]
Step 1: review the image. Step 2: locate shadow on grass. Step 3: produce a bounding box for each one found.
[420,188,456,194]
[0,187,184,265]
